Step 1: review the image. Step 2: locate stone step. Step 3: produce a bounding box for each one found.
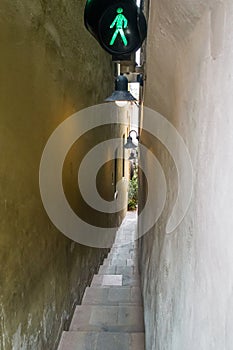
[82,287,142,306]
[109,252,136,259]
[103,258,137,267]
[69,305,144,333]
[91,274,140,287]
[110,246,135,254]
[58,331,145,350]
[111,242,136,249]
[107,252,137,260]
[113,240,136,246]
[91,274,123,287]
[98,265,138,275]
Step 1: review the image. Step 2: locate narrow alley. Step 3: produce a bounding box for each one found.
[1,0,233,349]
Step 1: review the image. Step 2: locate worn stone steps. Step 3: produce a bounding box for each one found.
[69,305,144,333]
[82,286,142,306]
[91,274,140,287]
[107,252,136,260]
[58,331,145,350]
[98,265,138,275]
[110,246,135,253]
[57,211,145,349]
[103,258,137,266]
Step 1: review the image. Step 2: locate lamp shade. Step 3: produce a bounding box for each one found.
[105,75,136,102]
[124,136,137,149]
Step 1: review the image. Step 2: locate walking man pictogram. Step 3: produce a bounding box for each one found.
[110,8,128,46]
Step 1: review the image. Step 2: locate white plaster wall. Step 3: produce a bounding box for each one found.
[140,0,233,349]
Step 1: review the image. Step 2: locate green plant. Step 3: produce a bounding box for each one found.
[128,167,138,211]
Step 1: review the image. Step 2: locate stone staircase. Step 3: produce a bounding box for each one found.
[57,211,145,350]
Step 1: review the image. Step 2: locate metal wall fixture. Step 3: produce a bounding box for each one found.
[105,75,136,107]
[124,130,139,149]
[129,150,137,161]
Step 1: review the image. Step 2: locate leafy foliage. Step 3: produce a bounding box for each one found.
[128,167,138,211]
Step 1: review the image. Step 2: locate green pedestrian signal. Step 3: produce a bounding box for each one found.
[109,8,128,47]
[84,0,147,58]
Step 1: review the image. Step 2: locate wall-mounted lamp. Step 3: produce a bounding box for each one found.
[129,151,137,161]
[105,75,136,107]
[124,130,139,149]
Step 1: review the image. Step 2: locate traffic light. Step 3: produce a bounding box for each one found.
[84,0,147,57]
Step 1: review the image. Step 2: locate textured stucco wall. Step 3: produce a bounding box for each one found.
[0,1,121,349]
[139,0,233,349]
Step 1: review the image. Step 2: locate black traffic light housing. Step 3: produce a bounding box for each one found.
[84,0,147,58]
